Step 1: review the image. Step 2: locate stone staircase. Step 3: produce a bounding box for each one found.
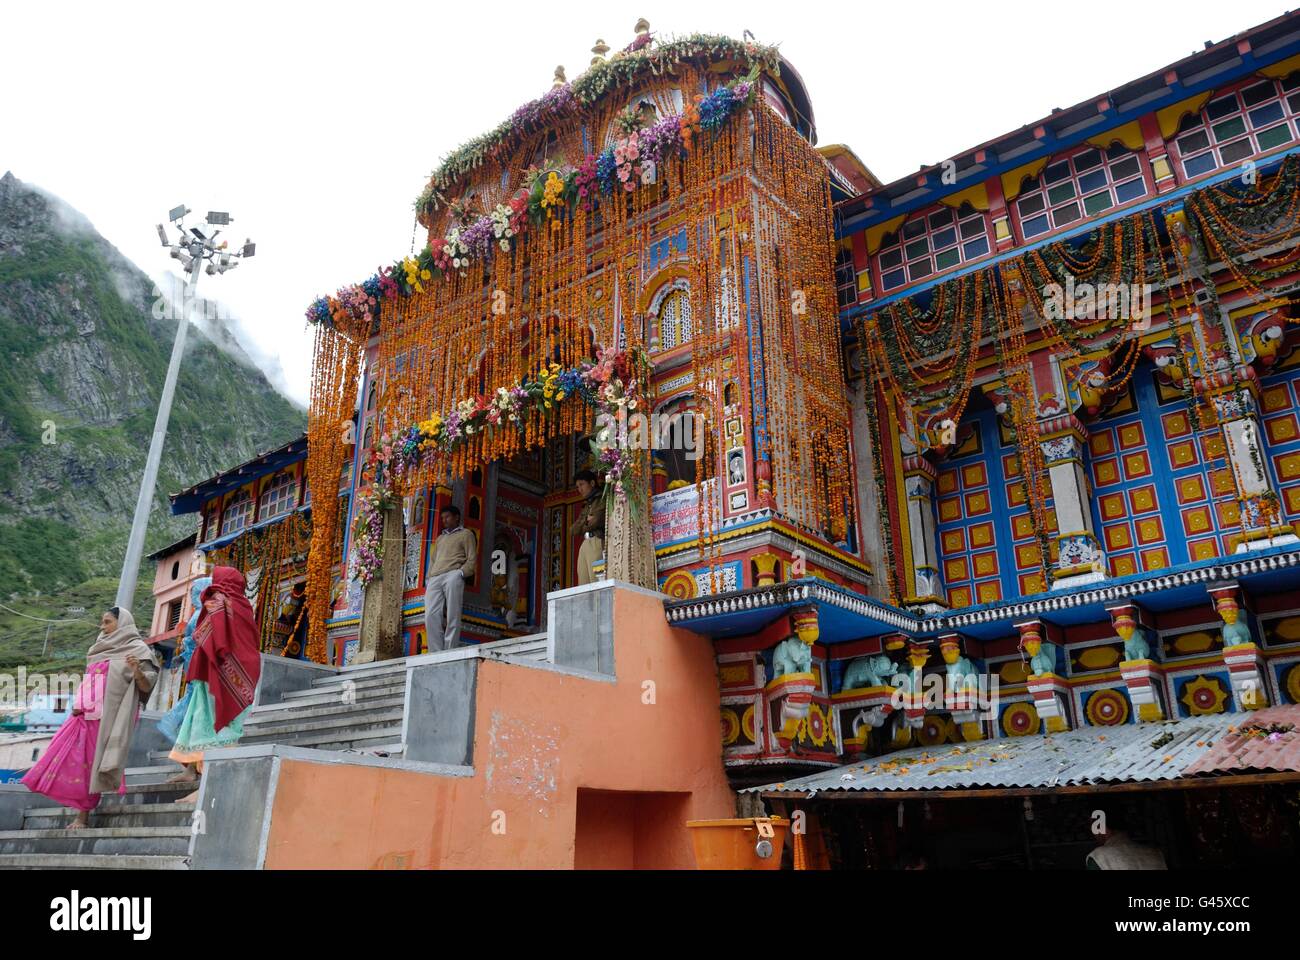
[0,632,552,870]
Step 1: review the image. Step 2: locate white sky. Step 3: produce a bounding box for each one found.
[2,0,1290,406]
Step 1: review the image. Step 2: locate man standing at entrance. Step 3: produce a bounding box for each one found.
[572,470,605,586]
[424,505,478,650]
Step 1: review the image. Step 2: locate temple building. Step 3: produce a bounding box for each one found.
[15,15,1294,870]
[281,14,1300,867]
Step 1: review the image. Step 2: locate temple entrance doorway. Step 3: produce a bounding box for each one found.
[405,431,605,651]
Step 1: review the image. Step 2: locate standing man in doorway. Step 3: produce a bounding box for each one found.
[424,504,478,650]
[571,470,605,586]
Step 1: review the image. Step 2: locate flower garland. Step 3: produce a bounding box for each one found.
[413,34,781,216]
[306,74,759,328]
[348,347,648,587]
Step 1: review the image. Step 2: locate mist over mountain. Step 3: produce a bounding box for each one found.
[0,170,305,621]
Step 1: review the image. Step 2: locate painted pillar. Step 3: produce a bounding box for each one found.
[938,633,985,739]
[902,454,945,612]
[356,500,407,664]
[1016,619,1071,732]
[1138,113,1179,194]
[1208,379,1299,551]
[1208,583,1269,710]
[1039,416,1106,587]
[1109,602,1165,721]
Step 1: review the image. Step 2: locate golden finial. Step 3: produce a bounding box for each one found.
[635,18,650,37]
[553,65,566,88]
[590,38,610,67]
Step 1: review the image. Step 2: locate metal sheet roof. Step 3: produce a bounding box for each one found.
[1183,704,1300,776]
[747,707,1300,797]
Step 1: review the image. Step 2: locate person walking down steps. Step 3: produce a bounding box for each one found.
[21,606,159,829]
[423,504,478,651]
[167,566,262,804]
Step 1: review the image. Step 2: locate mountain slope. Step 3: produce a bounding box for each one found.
[0,171,305,619]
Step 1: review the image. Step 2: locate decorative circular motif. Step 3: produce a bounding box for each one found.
[661,570,697,600]
[805,703,830,747]
[1180,675,1229,716]
[720,708,740,746]
[1085,688,1130,727]
[1284,663,1300,705]
[741,705,756,743]
[918,714,948,746]
[1001,702,1041,738]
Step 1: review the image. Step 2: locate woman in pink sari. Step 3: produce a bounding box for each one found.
[22,606,159,829]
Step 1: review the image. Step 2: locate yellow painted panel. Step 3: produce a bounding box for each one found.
[1000,157,1049,203]
[1086,120,1145,152]
[938,182,990,212]
[1157,92,1213,140]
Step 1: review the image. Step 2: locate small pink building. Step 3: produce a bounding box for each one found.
[144,532,201,712]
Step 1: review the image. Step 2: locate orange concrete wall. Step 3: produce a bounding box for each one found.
[261,586,735,869]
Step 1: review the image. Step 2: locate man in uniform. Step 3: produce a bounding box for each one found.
[571,470,605,586]
[424,504,477,650]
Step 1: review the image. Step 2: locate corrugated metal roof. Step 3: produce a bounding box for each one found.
[1183,704,1300,776]
[746,708,1300,797]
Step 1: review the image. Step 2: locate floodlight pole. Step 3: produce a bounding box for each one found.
[114,270,199,612]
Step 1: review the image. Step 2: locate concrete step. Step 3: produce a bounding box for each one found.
[277,678,406,705]
[310,659,411,685]
[240,708,405,740]
[0,853,188,870]
[124,763,189,786]
[487,639,549,660]
[308,671,409,692]
[0,826,192,856]
[116,780,202,803]
[247,694,405,723]
[23,803,196,831]
[342,743,405,759]
[240,724,403,751]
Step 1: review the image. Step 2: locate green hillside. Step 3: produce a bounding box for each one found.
[0,172,305,659]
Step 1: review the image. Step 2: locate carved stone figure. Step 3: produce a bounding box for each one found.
[771,636,812,679]
[842,653,898,690]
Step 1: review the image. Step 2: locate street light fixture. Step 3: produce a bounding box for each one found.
[114,205,256,610]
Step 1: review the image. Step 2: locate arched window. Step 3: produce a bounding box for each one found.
[259,471,297,520]
[220,488,253,537]
[1175,75,1300,179]
[658,289,693,350]
[1016,144,1147,240]
[654,395,698,489]
[170,560,179,580]
[877,202,991,293]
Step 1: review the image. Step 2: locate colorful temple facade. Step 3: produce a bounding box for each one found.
[280,13,1300,819]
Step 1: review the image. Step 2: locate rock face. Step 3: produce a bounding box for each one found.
[0,171,305,605]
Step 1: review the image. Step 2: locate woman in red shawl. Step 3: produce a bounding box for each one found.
[167,566,261,800]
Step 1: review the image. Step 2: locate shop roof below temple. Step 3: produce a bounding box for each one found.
[746,704,1300,798]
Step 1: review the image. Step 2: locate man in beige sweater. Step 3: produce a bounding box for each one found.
[423,505,478,650]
